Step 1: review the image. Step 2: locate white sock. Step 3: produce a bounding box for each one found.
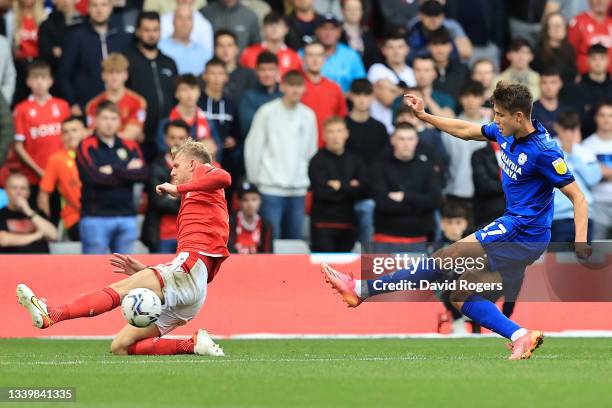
[354,279,366,299]
[510,328,528,342]
[452,317,467,334]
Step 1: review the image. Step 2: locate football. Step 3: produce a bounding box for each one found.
[121,288,162,328]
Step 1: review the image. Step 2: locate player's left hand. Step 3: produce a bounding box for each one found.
[109,253,146,276]
[574,242,592,260]
[156,182,179,197]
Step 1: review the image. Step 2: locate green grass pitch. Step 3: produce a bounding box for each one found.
[1,338,611,408]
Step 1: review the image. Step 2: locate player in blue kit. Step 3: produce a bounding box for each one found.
[322,82,591,360]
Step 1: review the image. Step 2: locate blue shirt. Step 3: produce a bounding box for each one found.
[301,43,366,92]
[481,120,575,228]
[159,37,211,75]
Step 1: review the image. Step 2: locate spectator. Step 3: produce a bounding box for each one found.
[76,100,148,254]
[239,11,301,76]
[38,0,83,91]
[109,0,140,34]
[339,0,380,69]
[157,74,215,153]
[143,0,206,15]
[367,32,416,99]
[552,110,601,245]
[369,123,442,253]
[495,38,541,100]
[199,58,240,174]
[406,0,473,62]
[160,0,213,52]
[214,28,257,101]
[0,34,16,103]
[309,116,366,252]
[568,0,612,75]
[582,102,612,239]
[427,27,470,101]
[159,4,211,75]
[566,44,612,137]
[533,69,568,138]
[312,14,365,92]
[141,119,188,253]
[0,173,58,253]
[244,71,317,239]
[285,0,324,50]
[86,53,147,142]
[301,41,348,147]
[228,180,274,253]
[378,0,420,32]
[58,0,132,114]
[533,12,577,85]
[13,60,70,209]
[471,142,505,229]
[506,0,558,47]
[238,51,282,139]
[201,0,260,50]
[441,80,488,207]
[37,116,87,241]
[345,78,388,244]
[0,92,13,163]
[471,58,496,102]
[125,11,178,162]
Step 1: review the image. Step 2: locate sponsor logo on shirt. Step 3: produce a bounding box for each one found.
[30,123,61,139]
[552,158,568,175]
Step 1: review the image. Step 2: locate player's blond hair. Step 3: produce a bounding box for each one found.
[102,53,129,73]
[172,139,213,164]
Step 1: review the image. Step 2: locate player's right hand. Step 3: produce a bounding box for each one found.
[156,182,179,197]
[403,94,425,116]
[109,253,146,276]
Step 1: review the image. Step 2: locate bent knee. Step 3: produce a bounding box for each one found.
[110,339,130,355]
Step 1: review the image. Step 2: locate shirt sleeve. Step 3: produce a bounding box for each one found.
[480,122,499,142]
[536,149,575,189]
[13,106,26,142]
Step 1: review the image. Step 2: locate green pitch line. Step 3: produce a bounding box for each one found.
[0,338,611,408]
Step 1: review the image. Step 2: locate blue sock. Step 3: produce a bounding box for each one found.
[461,295,521,339]
[365,259,444,297]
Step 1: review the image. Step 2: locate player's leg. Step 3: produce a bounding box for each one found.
[110,324,162,355]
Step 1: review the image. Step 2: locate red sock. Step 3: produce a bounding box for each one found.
[127,338,195,355]
[48,287,120,323]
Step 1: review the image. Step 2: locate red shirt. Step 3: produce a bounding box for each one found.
[169,106,212,141]
[301,76,348,147]
[568,12,612,74]
[240,43,302,76]
[75,0,89,16]
[233,212,264,254]
[86,89,147,132]
[13,96,70,184]
[176,163,231,257]
[15,15,39,60]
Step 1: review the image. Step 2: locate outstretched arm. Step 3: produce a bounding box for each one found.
[560,181,591,259]
[404,94,487,141]
[156,165,232,197]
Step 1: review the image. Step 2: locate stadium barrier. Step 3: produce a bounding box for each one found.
[1,254,611,338]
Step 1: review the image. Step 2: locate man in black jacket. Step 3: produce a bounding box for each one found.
[125,11,179,162]
[369,123,442,253]
[141,119,188,253]
[309,116,367,252]
[471,142,505,230]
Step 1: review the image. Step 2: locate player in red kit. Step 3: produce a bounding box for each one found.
[16,139,231,356]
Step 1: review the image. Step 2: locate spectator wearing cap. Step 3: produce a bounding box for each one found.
[427,27,470,102]
[339,0,380,69]
[568,0,612,75]
[244,71,317,240]
[301,41,348,147]
[239,11,302,76]
[406,0,473,63]
[308,116,367,252]
[214,29,258,101]
[228,181,274,254]
[201,0,260,50]
[495,38,541,100]
[160,0,214,53]
[310,13,365,92]
[141,119,188,253]
[286,0,325,50]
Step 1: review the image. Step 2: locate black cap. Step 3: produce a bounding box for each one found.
[237,180,260,198]
[420,0,444,17]
[316,13,341,28]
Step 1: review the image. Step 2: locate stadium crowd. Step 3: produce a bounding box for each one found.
[0,0,610,255]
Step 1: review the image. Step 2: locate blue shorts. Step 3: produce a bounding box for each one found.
[475,215,550,273]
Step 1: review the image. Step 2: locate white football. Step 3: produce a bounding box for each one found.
[121,288,162,328]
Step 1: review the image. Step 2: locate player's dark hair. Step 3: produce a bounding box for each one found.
[62,115,86,127]
[214,28,238,46]
[256,51,279,66]
[175,74,199,89]
[427,27,452,45]
[508,38,532,53]
[556,110,581,130]
[491,81,533,117]
[282,70,304,85]
[136,11,160,28]
[588,43,608,56]
[441,202,469,220]
[26,59,51,77]
[459,80,485,97]
[206,57,227,71]
[96,100,120,116]
[350,78,373,95]
[540,68,562,78]
[164,119,191,135]
[263,11,286,25]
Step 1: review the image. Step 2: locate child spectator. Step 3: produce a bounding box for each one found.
[228,180,274,254]
[308,116,367,252]
[86,53,147,142]
[568,0,612,75]
[37,116,88,241]
[532,69,568,138]
[495,38,541,100]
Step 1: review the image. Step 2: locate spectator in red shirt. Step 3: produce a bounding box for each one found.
[86,53,148,143]
[568,0,612,75]
[240,11,302,77]
[228,180,273,254]
[301,40,348,147]
[12,60,70,210]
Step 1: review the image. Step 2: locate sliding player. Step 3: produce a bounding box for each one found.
[17,139,230,356]
[322,82,591,360]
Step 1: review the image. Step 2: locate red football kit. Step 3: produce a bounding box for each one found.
[568,12,612,74]
[240,43,302,76]
[169,107,212,141]
[86,89,147,132]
